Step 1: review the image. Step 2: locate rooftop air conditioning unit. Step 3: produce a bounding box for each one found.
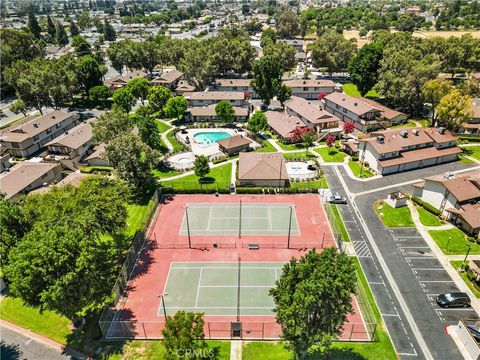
[443,172,454,180]
[400,130,408,138]
[412,129,419,136]
[438,127,446,134]
[376,135,385,143]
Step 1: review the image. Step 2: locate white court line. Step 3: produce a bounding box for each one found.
[199,285,272,288]
[166,306,273,309]
[171,266,284,270]
[194,268,203,308]
[267,207,273,231]
[206,206,212,231]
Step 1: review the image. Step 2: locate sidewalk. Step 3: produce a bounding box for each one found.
[407,202,480,312]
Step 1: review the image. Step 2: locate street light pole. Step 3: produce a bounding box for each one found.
[446,236,452,252]
[463,244,472,268]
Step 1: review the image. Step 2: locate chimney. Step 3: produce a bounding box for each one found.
[376,135,385,143]
[33,123,39,128]
[354,102,357,106]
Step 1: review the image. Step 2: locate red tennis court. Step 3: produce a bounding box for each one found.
[105,194,372,341]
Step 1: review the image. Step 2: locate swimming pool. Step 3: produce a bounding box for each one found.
[193,132,231,145]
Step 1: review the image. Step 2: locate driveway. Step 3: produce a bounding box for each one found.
[323,165,477,359]
[0,325,75,360]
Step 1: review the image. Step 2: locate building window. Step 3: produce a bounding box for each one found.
[46,128,52,134]
[335,104,339,109]
[12,143,20,148]
[33,135,39,141]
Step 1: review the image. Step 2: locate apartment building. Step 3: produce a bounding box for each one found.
[185,105,249,122]
[359,127,461,175]
[45,121,93,161]
[211,79,258,99]
[0,111,80,158]
[284,96,340,133]
[184,91,249,107]
[282,79,338,100]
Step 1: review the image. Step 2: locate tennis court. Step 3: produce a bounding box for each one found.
[159,262,284,316]
[179,203,300,236]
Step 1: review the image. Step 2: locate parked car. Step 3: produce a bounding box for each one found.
[436,292,471,308]
[328,193,347,204]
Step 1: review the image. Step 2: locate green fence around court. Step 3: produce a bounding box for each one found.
[355,270,378,341]
[99,189,162,328]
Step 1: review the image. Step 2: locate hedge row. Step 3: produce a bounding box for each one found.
[79,166,113,174]
[411,196,441,216]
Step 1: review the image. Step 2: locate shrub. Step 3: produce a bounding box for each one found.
[351,155,359,161]
[80,166,113,174]
[411,196,441,216]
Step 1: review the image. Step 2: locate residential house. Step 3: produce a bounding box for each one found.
[284,96,340,135]
[217,135,252,156]
[0,152,11,173]
[278,39,304,52]
[185,105,249,122]
[45,121,93,161]
[265,110,306,141]
[359,97,407,125]
[211,79,258,99]
[413,170,480,236]
[238,152,289,187]
[184,92,249,108]
[0,111,80,158]
[0,162,62,200]
[84,144,110,167]
[359,127,461,175]
[282,79,337,100]
[460,98,480,134]
[30,172,90,195]
[151,70,183,90]
[175,80,196,96]
[105,70,148,89]
[323,92,382,132]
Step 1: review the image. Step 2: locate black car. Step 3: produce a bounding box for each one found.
[436,292,471,308]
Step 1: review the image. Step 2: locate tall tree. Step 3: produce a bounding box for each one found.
[27,9,42,38]
[69,20,80,37]
[55,22,69,46]
[251,55,282,106]
[309,32,357,74]
[112,87,136,113]
[270,248,356,357]
[75,55,106,94]
[46,15,56,41]
[147,86,171,113]
[105,133,159,189]
[260,28,277,48]
[422,79,452,127]
[348,42,383,96]
[263,42,296,72]
[125,77,152,104]
[164,96,188,120]
[163,311,213,360]
[215,100,235,122]
[103,18,116,41]
[71,35,92,56]
[437,90,473,131]
[92,107,134,144]
[136,114,164,151]
[194,155,210,180]
[277,84,292,108]
[247,110,267,132]
[277,11,299,38]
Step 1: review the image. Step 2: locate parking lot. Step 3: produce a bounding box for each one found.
[389,227,477,325]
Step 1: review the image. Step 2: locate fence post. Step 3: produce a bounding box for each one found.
[349,323,353,341]
[142,322,147,339]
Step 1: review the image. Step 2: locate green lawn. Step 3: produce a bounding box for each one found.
[243,258,396,360]
[160,163,232,191]
[325,204,350,241]
[348,160,374,178]
[167,130,185,152]
[276,141,305,151]
[429,228,480,255]
[390,120,417,129]
[315,147,347,163]
[342,83,380,99]
[256,140,278,153]
[283,151,317,161]
[460,146,480,161]
[156,120,172,133]
[374,201,414,227]
[451,261,480,298]
[459,153,475,164]
[107,340,230,360]
[0,297,71,344]
[290,177,328,190]
[152,162,181,179]
[416,206,444,227]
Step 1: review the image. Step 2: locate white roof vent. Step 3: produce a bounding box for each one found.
[412,129,419,135]
[400,130,408,138]
[376,135,385,143]
[438,127,446,134]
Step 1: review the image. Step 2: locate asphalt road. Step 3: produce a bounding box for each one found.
[324,163,479,360]
[0,325,73,360]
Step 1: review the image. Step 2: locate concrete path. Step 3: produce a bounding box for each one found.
[229,341,242,360]
[408,201,480,312]
[267,138,283,152]
[230,159,237,189]
[158,159,237,182]
[162,127,175,152]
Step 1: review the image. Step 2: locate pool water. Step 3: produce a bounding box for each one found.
[193,132,231,145]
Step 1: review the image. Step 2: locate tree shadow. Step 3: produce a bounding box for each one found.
[306,347,367,360]
[0,341,25,360]
[199,177,215,184]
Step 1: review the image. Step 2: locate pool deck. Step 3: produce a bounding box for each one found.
[177,128,247,158]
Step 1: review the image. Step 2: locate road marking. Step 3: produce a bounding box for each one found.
[434,308,475,311]
[419,280,454,283]
[332,166,431,359]
[411,268,444,271]
[381,313,400,317]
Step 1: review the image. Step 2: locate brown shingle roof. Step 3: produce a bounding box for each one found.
[447,203,480,229]
[0,162,60,199]
[285,96,339,125]
[238,152,288,181]
[217,135,252,149]
[266,110,305,138]
[106,70,148,85]
[359,97,406,121]
[84,144,106,161]
[325,92,380,116]
[378,146,462,167]
[215,79,252,87]
[187,105,248,117]
[1,110,78,143]
[283,79,335,88]
[185,92,246,101]
[152,70,183,85]
[425,170,480,202]
[45,121,92,150]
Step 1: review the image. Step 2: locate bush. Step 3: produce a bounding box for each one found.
[80,166,113,174]
[351,155,359,161]
[212,157,228,164]
[411,196,441,216]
